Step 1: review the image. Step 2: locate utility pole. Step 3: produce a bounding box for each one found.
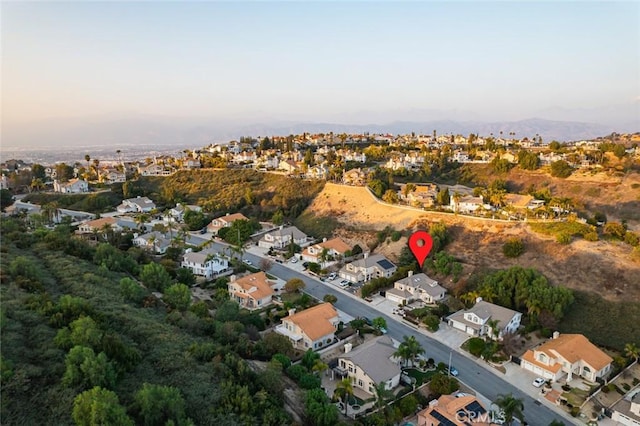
[448,351,452,377]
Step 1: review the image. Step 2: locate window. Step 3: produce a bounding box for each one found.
[358,380,363,387]
[583,366,591,373]
[348,366,353,373]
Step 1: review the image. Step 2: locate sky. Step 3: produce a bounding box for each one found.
[1,1,639,147]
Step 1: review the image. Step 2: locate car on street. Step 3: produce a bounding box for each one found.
[532,377,546,388]
[446,366,459,376]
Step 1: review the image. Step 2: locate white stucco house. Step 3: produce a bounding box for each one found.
[386,271,446,305]
[181,250,230,279]
[446,298,522,340]
[339,253,397,284]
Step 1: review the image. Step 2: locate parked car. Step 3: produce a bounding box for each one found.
[446,366,459,377]
[328,273,337,280]
[532,377,546,388]
[339,280,349,288]
[290,257,298,263]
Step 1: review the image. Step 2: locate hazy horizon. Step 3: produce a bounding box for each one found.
[2,1,638,148]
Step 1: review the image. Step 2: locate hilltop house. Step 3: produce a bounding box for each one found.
[168,203,201,223]
[334,335,401,397]
[446,298,522,340]
[98,168,126,184]
[77,217,121,236]
[339,253,397,284]
[53,179,89,194]
[137,163,173,176]
[386,271,446,305]
[301,237,351,265]
[450,195,487,214]
[181,250,230,279]
[227,272,275,310]
[417,394,497,426]
[258,226,309,249]
[117,196,156,213]
[520,333,613,383]
[275,303,340,351]
[207,212,249,235]
[342,168,367,186]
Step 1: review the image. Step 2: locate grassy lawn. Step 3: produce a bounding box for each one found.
[404,367,438,386]
[561,386,591,407]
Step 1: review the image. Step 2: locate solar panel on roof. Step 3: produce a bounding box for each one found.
[377,259,395,269]
[430,410,457,426]
[465,400,486,415]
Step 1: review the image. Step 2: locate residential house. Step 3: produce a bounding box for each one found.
[137,163,173,176]
[181,250,230,279]
[520,333,613,382]
[301,237,351,265]
[611,388,640,426]
[168,203,201,223]
[132,231,171,254]
[0,175,8,190]
[228,272,275,310]
[334,335,401,396]
[342,168,367,186]
[386,271,446,305]
[98,168,126,184]
[258,225,309,249]
[275,303,340,351]
[278,160,301,175]
[116,197,156,213]
[417,394,499,426]
[53,179,89,193]
[450,195,487,214]
[207,212,249,235]
[398,183,438,208]
[504,194,534,210]
[446,298,522,340]
[339,253,397,284]
[306,164,329,180]
[77,217,121,235]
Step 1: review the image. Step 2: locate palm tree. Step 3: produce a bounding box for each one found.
[373,381,393,412]
[624,343,639,363]
[334,378,353,416]
[312,359,328,377]
[394,335,425,368]
[486,319,500,341]
[495,393,524,426]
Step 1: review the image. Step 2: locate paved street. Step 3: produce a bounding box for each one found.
[229,244,574,425]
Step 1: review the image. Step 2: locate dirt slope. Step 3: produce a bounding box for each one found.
[305,183,640,302]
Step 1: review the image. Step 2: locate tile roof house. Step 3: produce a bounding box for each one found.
[77,217,121,235]
[520,333,613,383]
[275,303,340,351]
[117,197,156,213]
[301,237,351,265]
[418,394,500,426]
[450,195,488,214]
[446,298,522,340]
[206,212,249,235]
[181,250,230,279]
[386,271,446,305]
[342,168,367,186]
[339,253,397,284]
[53,179,89,193]
[228,272,276,310]
[258,226,309,249]
[335,336,401,396]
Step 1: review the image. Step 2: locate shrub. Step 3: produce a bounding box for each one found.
[624,231,639,247]
[502,237,524,258]
[584,232,599,242]
[557,233,572,244]
[422,314,440,332]
[550,160,573,178]
[390,231,402,242]
[468,338,486,357]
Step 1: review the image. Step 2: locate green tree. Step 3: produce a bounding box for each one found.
[133,383,191,426]
[368,179,387,198]
[164,283,191,311]
[429,372,459,395]
[495,393,525,426]
[305,388,339,426]
[502,237,525,258]
[140,262,172,292]
[62,346,117,390]
[120,277,147,304]
[72,386,134,426]
[550,160,573,178]
[373,381,393,412]
[334,378,353,415]
[183,209,207,231]
[624,342,639,362]
[517,150,540,170]
[323,294,338,304]
[382,189,399,204]
[372,316,387,332]
[175,267,196,287]
[436,187,450,206]
[0,189,14,211]
[394,335,425,367]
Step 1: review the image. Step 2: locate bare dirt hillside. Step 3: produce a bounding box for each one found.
[306,183,640,302]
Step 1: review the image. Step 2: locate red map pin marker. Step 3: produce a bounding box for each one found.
[408,231,433,268]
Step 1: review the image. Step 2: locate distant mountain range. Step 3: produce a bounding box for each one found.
[2,116,637,151]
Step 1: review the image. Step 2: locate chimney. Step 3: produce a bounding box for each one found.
[364,252,369,259]
[280,225,284,230]
[230,275,236,282]
[288,308,296,316]
[408,271,414,277]
[475,296,483,304]
[226,212,230,216]
[344,343,352,353]
[552,331,560,339]
[323,237,327,243]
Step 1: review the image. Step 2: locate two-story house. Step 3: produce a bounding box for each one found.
[450,195,487,214]
[181,250,230,279]
[98,168,126,184]
[611,388,640,426]
[520,332,613,383]
[132,231,171,254]
[258,226,309,249]
[335,335,401,397]
[342,168,367,186]
[339,253,397,284]
[386,271,446,305]
[446,298,522,340]
[77,217,122,236]
[168,203,201,223]
[228,272,275,310]
[206,212,249,235]
[53,179,89,193]
[117,196,156,213]
[275,303,340,351]
[301,237,351,265]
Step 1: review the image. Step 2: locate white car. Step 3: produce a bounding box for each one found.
[339,280,349,288]
[532,377,546,388]
[327,273,337,280]
[290,257,298,263]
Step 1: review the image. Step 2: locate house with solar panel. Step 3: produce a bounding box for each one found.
[417,394,501,426]
[338,253,397,284]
